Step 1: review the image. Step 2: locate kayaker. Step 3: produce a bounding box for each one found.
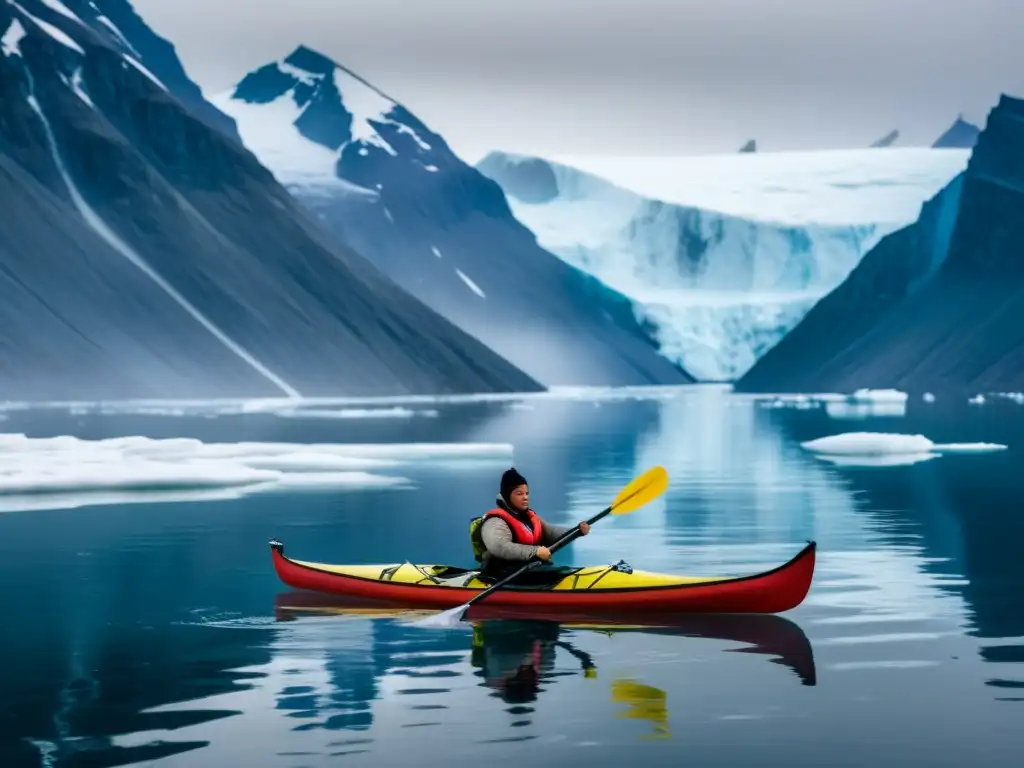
[470,467,590,582]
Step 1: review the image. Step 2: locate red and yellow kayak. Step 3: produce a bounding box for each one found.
[269,539,816,615]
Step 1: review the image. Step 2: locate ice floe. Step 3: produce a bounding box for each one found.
[0,433,513,512]
[800,432,1007,468]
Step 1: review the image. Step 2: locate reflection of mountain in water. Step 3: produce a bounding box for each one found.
[767,405,1024,696]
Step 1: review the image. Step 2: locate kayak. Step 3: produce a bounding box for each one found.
[269,539,816,614]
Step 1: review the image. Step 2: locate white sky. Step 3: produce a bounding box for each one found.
[133,0,1024,162]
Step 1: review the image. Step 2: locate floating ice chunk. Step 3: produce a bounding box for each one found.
[803,432,933,455]
[850,388,907,403]
[968,394,985,405]
[934,442,1008,453]
[273,407,439,419]
[801,432,1007,457]
[0,434,512,512]
[825,400,906,420]
[923,392,936,403]
[0,385,694,418]
[431,246,443,258]
[995,392,1024,405]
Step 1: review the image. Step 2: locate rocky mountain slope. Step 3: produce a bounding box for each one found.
[0,0,540,400]
[737,95,1024,397]
[211,46,693,388]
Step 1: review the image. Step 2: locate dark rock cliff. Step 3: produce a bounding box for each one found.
[0,1,541,400]
[737,95,1024,397]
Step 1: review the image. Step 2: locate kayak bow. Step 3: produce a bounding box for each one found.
[269,540,816,615]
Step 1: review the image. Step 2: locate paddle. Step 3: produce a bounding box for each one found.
[412,465,670,628]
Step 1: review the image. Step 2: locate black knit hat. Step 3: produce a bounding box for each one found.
[500,467,528,504]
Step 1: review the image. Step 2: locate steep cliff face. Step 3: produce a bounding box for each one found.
[0,1,541,400]
[213,47,694,388]
[737,95,1024,396]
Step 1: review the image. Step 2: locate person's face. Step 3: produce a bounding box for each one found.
[509,484,529,511]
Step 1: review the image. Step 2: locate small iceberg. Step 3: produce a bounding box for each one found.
[757,388,909,419]
[800,432,1007,468]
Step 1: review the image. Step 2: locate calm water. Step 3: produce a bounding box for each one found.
[0,386,1021,767]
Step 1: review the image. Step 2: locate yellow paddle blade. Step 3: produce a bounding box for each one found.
[610,465,669,515]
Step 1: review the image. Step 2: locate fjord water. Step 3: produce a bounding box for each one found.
[0,387,1020,767]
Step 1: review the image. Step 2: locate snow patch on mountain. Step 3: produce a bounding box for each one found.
[479,150,968,380]
[15,1,83,52]
[209,47,434,188]
[2,17,26,55]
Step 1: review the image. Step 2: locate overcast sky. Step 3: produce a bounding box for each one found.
[133,0,1024,162]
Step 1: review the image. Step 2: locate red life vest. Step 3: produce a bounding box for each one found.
[484,507,543,546]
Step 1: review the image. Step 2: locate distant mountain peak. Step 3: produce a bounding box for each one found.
[216,44,443,183]
[738,139,757,153]
[870,129,900,148]
[932,114,981,149]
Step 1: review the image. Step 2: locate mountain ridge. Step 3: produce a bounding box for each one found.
[736,94,1024,397]
[0,0,542,400]
[212,44,695,388]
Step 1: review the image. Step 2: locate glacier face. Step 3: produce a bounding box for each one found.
[478,150,970,381]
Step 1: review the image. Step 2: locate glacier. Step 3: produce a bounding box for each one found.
[478,149,970,380]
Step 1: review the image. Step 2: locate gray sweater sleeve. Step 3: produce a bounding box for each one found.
[480,517,538,561]
[540,519,572,544]
[480,516,575,561]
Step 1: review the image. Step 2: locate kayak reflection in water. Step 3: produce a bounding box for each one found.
[470,619,596,704]
[469,468,590,585]
[469,619,671,738]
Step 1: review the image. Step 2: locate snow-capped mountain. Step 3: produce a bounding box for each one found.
[211,46,693,388]
[0,0,540,400]
[932,115,981,149]
[477,149,968,380]
[738,94,1024,397]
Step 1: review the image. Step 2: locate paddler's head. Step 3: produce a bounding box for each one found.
[500,467,529,513]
